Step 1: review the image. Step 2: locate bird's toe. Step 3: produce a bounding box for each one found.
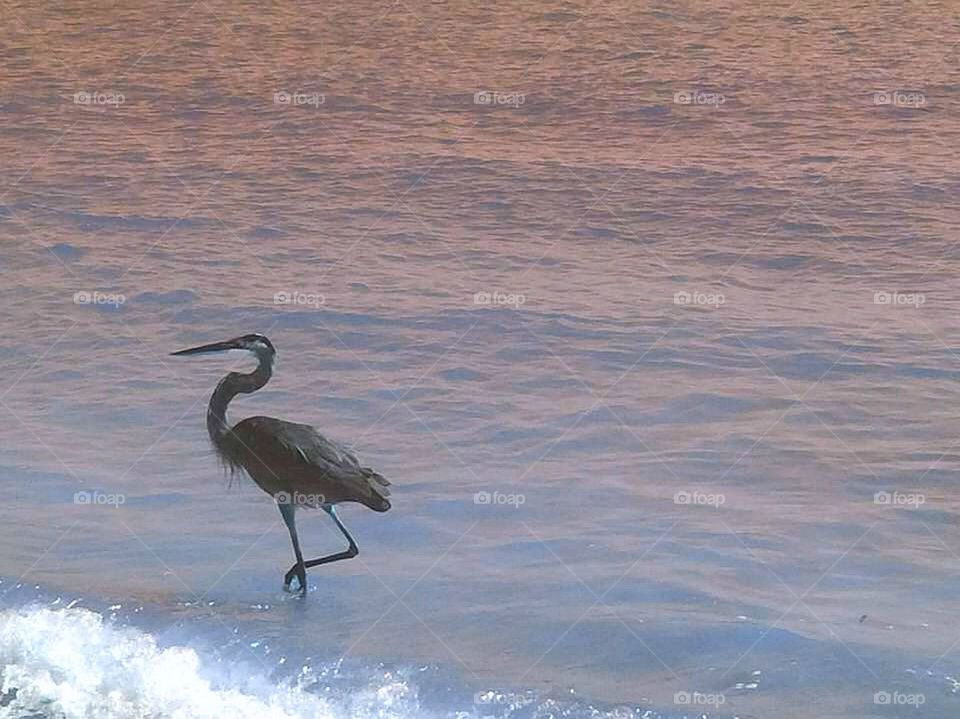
[283,565,308,594]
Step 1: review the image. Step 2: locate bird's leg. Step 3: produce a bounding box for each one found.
[305,505,360,567]
[278,501,307,595]
[283,506,359,584]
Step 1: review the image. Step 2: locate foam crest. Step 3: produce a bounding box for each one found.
[0,606,418,719]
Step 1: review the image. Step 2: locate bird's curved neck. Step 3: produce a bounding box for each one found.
[207,355,272,443]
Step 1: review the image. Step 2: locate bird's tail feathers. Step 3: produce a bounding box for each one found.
[363,467,391,489]
[361,468,391,511]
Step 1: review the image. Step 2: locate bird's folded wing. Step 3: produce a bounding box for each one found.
[236,416,364,477]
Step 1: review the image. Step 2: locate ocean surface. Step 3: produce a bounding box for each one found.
[1,1,960,717]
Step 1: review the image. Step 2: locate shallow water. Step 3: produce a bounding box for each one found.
[2,1,960,717]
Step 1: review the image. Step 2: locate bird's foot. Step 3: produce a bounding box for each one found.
[283,565,308,596]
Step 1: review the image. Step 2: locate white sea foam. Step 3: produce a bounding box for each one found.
[0,606,419,719]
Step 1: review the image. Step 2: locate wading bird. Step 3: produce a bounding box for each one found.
[172,334,391,595]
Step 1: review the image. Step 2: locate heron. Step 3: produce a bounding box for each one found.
[171,333,391,595]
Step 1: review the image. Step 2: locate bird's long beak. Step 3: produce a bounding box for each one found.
[170,339,241,356]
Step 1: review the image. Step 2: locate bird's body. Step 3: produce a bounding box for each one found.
[226,416,391,510]
[172,333,390,594]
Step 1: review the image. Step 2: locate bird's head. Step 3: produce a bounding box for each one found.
[171,333,276,363]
